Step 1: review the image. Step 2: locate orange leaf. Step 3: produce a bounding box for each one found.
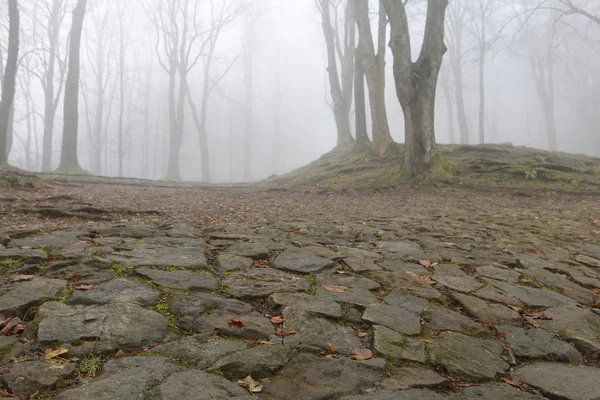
[501,377,523,390]
[228,317,243,329]
[321,347,335,356]
[355,328,368,338]
[418,275,437,285]
[351,348,373,361]
[323,285,349,293]
[8,323,25,335]
[419,338,433,344]
[0,390,22,398]
[270,316,284,324]
[479,323,493,330]
[75,284,93,291]
[275,328,297,336]
[237,375,262,393]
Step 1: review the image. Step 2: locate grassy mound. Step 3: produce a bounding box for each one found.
[0,166,42,189]
[272,143,600,193]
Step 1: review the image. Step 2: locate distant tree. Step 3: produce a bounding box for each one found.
[316,0,355,147]
[56,0,87,173]
[354,0,394,154]
[382,0,448,177]
[0,0,19,167]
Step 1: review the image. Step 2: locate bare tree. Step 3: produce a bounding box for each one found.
[445,0,470,145]
[354,0,393,154]
[439,62,456,144]
[0,0,19,166]
[316,0,355,147]
[382,0,448,177]
[56,0,87,173]
[354,40,369,144]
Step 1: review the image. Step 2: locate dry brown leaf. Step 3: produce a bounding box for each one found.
[44,347,69,360]
[323,285,349,293]
[506,305,523,313]
[594,289,600,295]
[523,316,540,329]
[275,328,297,336]
[75,284,93,291]
[11,275,34,282]
[0,322,14,336]
[228,317,243,329]
[8,323,25,335]
[0,390,22,398]
[419,259,432,268]
[320,347,335,356]
[270,316,284,324]
[443,242,457,247]
[418,275,437,285]
[501,377,523,390]
[351,348,373,361]
[237,375,262,393]
[419,338,433,344]
[246,339,274,346]
[479,323,493,330]
[355,328,368,338]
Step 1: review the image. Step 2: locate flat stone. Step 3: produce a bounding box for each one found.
[369,271,442,300]
[272,249,336,274]
[215,253,253,271]
[315,274,380,290]
[344,257,382,272]
[55,356,180,400]
[381,367,449,391]
[433,264,484,293]
[563,265,600,289]
[185,310,273,340]
[0,247,48,263]
[339,246,381,260]
[424,305,491,337]
[282,307,363,355]
[452,293,523,326]
[37,302,169,352]
[315,286,378,307]
[0,277,66,317]
[373,325,425,363]
[376,241,425,260]
[582,243,600,259]
[147,335,247,368]
[362,304,422,335]
[537,305,600,356]
[498,325,583,362]
[471,285,524,307]
[483,278,576,307]
[428,332,509,381]
[260,353,380,400]
[145,370,253,400]
[524,267,594,305]
[2,361,76,397]
[513,362,600,400]
[108,246,208,270]
[295,245,341,259]
[210,344,292,379]
[170,293,253,317]
[223,268,311,299]
[268,292,341,318]
[67,278,160,306]
[383,290,429,315]
[340,389,446,400]
[475,265,521,283]
[135,267,218,292]
[378,259,428,275]
[450,382,547,399]
[0,336,24,364]
[575,254,600,268]
[224,242,270,259]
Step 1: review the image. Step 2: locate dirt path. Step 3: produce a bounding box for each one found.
[0,175,599,399]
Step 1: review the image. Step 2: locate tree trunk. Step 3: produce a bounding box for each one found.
[185,84,211,183]
[0,0,19,166]
[531,56,558,152]
[354,0,393,154]
[453,56,470,145]
[117,12,126,178]
[440,66,456,144]
[383,0,448,177]
[56,0,87,173]
[92,43,104,175]
[354,41,369,144]
[478,45,485,144]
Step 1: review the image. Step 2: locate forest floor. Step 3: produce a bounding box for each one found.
[0,145,599,399]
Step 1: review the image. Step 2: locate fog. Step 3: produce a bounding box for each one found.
[2,0,599,182]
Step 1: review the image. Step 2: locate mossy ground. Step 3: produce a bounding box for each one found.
[271,143,600,193]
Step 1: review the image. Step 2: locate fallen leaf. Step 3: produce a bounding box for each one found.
[433,329,441,336]
[246,339,274,346]
[275,328,297,336]
[75,284,93,291]
[228,317,243,329]
[443,242,457,247]
[351,348,373,361]
[419,338,433,344]
[0,390,22,398]
[419,259,432,269]
[12,275,34,282]
[506,305,523,313]
[44,347,69,360]
[523,316,540,328]
[323,285,349,293]
[0,322,14,336]
[8,323,25,335]
[89,231,98,239]
[354,328,368,338]
[237,375,262,393]
[270,316,284,324]
[418,275,437,285]
[479,323,493,330]
[320,347,335,356]
[501,377,523,390]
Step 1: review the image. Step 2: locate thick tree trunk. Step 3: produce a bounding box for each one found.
[354,0,393,154]
[185,84,211,183]
[0,0,19,166]
[383,0,448,177]
[354,42,369,144]
[56,0,87,173]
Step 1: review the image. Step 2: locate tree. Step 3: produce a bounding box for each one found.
[0,0,19,166]
[56,0,87,173]
[354,40,369,144]
[535,0,600,27]
[382,0,448,177]
[445,0,470,145]
[316,0,355,147]
[354,0,393,154]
